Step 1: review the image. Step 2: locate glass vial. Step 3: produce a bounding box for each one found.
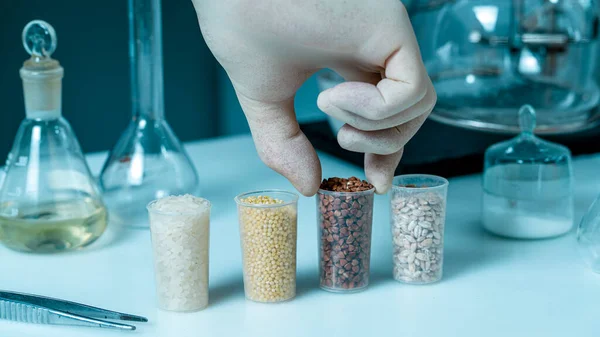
[235,190,298,303]
[390,175,448,284]
[317,188,374,292]
[0,21,107,253]
[147,195,211,312]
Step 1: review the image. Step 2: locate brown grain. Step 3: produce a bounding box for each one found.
[317,177,374,292]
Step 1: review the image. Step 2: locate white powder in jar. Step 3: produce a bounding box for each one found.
[147,195,211,312]
[483,206,573,239]
[482,188,574,239]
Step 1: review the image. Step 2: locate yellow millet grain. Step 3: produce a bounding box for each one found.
[238,196,297,302]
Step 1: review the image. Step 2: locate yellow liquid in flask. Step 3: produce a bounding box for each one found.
[0,198,107,253]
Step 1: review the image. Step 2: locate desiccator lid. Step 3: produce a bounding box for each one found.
[484,105,572,166]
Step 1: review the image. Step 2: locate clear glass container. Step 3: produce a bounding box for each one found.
[390,175,448,284]
[410,0,600,134]
[577,195,600,273]
[482,105,574,239]
[147,195,211,312]
[0,21,108,253]
[235,190,298,303]
[317,188,374,293]
[99,0,199,228]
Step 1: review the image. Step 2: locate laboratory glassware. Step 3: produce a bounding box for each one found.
[482,105,574,239]
[317,186,375,292]
[390,174,448,284]
[147,195,211,312]
[577,194,600,273]
[409,0,600,134]
[99,0,200,228]
[0,20,108,253]
[235,190,299,303]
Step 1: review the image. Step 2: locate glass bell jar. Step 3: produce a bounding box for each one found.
[0,21,108,253]
[410,0,600,134]
[482,105,574,239]
[99,0,200,228]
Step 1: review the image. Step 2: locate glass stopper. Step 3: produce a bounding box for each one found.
[518,105,536,135]
[22,20,57,58]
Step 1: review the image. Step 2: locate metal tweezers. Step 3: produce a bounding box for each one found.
[0,290,148,331]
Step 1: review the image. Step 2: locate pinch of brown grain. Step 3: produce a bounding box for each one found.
[320,177,374,193]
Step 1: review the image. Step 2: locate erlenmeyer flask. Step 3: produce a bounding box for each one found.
[99,0,199,228]
[0,21,108,253]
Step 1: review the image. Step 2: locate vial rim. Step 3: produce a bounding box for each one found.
[146,196,212,216]
[317,188,376,196]
[391,174,449,191]
[234,189,299,208]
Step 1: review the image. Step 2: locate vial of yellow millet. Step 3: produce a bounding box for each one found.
[234,190,299,303]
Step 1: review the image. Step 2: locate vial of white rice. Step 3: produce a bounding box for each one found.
[147,195,211,312]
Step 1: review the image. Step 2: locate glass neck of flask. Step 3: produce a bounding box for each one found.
[130,0,165,121]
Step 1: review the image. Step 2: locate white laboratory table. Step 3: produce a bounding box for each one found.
[2,134,600,337]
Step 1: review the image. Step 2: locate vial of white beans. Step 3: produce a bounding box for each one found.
[390,175,449,285]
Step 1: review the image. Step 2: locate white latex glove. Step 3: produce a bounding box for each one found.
[192,0,436,196]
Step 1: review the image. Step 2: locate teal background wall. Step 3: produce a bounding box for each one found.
[217,68,325,136]
[0,0,222,160]
[0,0,327,162]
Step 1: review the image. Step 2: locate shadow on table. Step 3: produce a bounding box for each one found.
[212,221,516,304]
[210,268,321,304]
[443,220,517,282]
[369,269,396,288]
[83,221,144,252]
[295,269,320,298]
[366,220,505,286]
[210,275,245,305]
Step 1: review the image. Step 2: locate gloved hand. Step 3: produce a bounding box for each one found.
[192,0,436,196]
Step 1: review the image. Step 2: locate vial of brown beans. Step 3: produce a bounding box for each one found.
[317,177,375,292]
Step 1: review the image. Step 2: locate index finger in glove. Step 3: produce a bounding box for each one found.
[365,149,405,194]
[318,35,431,122]
[337,108,430,155]
[320,80,436,131]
